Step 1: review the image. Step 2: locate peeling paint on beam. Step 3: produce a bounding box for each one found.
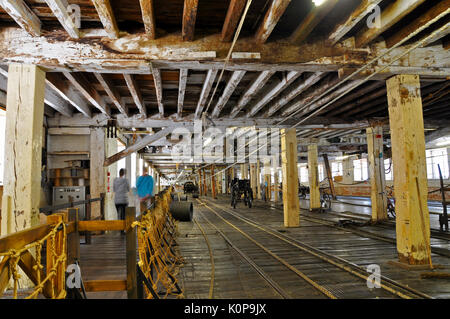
[177,68,188,118]
[0,0,41,36]
[123,74,147,118]
[211,70,246,118]
[139,0,156,39]
[254,0,292,44]
[44,0,80,39]
[151,68,165,117]
[195,69,218,119]
[95,73,128,116]
[182,0,199,42]
[221,0,247,42]
[91,0,119,39]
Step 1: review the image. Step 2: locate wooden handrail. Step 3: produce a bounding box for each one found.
[0,223,57,254]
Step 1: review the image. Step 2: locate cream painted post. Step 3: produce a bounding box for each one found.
[367,126,388,221]
[263,158,271,201]
[90,128,105,219]
[256,160,261,199]
[342,156,354,184]
[387,74,430,265]
[308,144,321,210]
[104,132,117,220]
[274,170,279,202]
[281,128,299,227]
[1,64,45,236]
[250,163,257,199]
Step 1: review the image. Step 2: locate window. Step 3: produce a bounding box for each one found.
[426,148,449,179]
[0,109,5,185]
[331,162,343,177]
[354,158,368,181]
[299,165,308,183]
[384,158,393,180]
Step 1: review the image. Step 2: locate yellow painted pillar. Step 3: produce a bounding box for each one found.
[367,126,388,222]
[387,74,430,265]
[1,64,45,236]
[274,170,279,202]
[250,163,257,199]
[308,144,321,211]
[281,129,300,227]
[263,159,271,201]
[256,160,261,200]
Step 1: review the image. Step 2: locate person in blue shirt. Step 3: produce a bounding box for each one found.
[136,167,154,212]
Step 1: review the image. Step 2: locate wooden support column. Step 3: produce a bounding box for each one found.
[202,168,207,196]
[367,126,388,222]
[322,154,336,200]
[274,170,279,202]
[211,165,217,199]
[1,64,45,236]
[281,128,299,227]
[90,128,105,219]
[250,163,257,199]
[263,159,271,201]
[308,144,321,211]
[104,133,118,220]
[256,160,261,199]
[386,74,430,265]
[198,169,203,196]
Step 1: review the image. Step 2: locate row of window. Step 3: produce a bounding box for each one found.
[297,148,449,184]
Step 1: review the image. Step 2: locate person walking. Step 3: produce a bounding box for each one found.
[136,167,155,213]
[113,168,130,234]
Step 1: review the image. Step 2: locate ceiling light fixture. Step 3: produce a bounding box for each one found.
[312,0,327,6]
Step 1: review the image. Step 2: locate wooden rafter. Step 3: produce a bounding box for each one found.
[44,0,80,38]
[264,72,325,118]
[63,72,110,116]
[246,71,301,117]
[182,0,199,41]
[177,68,188,118]
[290,0,338,44]
[254,0,292,44]
[91,0,119,39]
[151,68,165,117]
[221,0,247,42]
[211,71,246,118]
[123,74,147,118]
[139,0,156,39]
[229,70,275,118]
[95,73,128,116]
[355,0,426,47]
[0,0,41,36]
[46,73,92,118]
[328,0,383,45]
[195,69,218,119]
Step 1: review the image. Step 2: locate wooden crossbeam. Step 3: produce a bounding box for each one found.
[420,21,450,48]
[78,220,125,232]
[44,0,80,38]
[221,0,246,42]
[229,70,274,118]
[46,73,92,118]
[95,73,128,116]
[254,0,292,44]
[211,70,246,118]
[151,68,165,117]
[356,0,426,47]
[63,72,110,116]
[386,1,450,47]
[195,69,218,118]
[124,74,147,118]
[246,71,301,117]
[104,127,172,166]
[139,0,156,39]
[177,68,188,118]
[280,76,341,117]
[328,0,383,45]
[91,0,119,39]
[182,0,199,41]
[0,0,41,36]
[264,72,325,118]
[290,0,338,44]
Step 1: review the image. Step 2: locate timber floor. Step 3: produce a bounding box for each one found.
[177,194,450,299]
[79,232,127,299]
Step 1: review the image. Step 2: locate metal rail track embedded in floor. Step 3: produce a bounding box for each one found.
[198,198,432,299]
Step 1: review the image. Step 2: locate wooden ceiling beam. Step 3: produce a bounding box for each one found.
[264,72,325,118]
[139,0,156,39]
[221,0,247,42]
[290,0,338,44]
[254,0,292,44]
[355,0,426,47]
[177,68,188,118]
[229,70,275,118]
[151,68,165,117]
[63,72,110,116]
[385,0,450,48]
[246,71,302,117]
[46,73,92,117]
[91,0,119,39]
[328,0,383,45]
[44,0,80,38]
[0,0,41,36]
[94,73,128,116]
[211,70,246,118]
[123,74,147,118]
[195,69,218,119]
[182,0,199,41]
